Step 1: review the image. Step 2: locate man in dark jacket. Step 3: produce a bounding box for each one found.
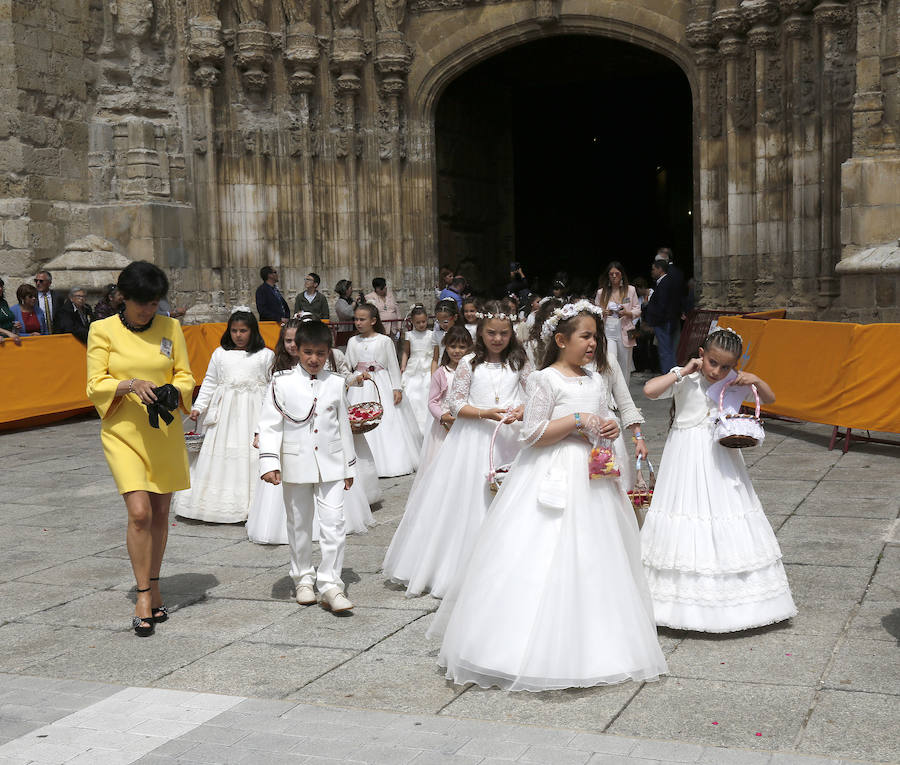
[293,272,330,319]
[255,266,290,322]
[644,259,681,373]
[55,287,94,344]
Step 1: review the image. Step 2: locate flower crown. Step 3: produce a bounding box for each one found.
[475,311,514,322]
[231,305,252,314]
[540,300,603,341]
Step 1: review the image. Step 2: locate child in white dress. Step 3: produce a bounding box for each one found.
[462,298,479,340]
[400,304,434,433]
[430,301,667,691]
[430,298,459,372]
[383,301,531,598]
[641,328,796,632]
[411,325,473,492]
[174,308,274,523]
[346,303,422,477]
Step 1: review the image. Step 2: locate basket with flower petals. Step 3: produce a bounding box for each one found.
[348,380,384,434]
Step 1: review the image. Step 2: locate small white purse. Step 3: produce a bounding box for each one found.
[714,381,765,448]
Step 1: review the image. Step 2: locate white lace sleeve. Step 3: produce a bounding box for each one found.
[520,372,555,447]
[447,355,473,417]
[518,358,535,394]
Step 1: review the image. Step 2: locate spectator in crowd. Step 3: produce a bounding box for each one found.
[334,279,360,322]
[33,269,63,333]
[55,286,94,344]
[294,272,330,319]
[94,283,124,320]
[157,298,186,319]
[644,259,681,373]
[365,277,400,323]
[435,266,454,299]
[654,246,685,349]
[0,277,22,345]
[255,265,290,322]
[438,276,466,308]
[11,283,48,335]
[506,263,529,302]
[655,247,684,288]
[551,278,568,300]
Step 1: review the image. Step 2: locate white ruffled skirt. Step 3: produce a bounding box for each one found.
[640,423,796,632]
[401,356,432,434]
[382,416,521,598]
[429,437,668,691]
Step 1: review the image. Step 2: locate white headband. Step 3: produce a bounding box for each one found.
[540,300,603,341]
[231,305,252,314]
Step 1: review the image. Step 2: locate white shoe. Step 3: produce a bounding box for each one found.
[320,588,353,613]
[295,584,317,606]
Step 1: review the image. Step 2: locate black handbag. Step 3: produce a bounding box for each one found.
[146,383,180,429]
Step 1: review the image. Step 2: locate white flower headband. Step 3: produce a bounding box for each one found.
[540,300,603,341]
[475,311,515,322]
[231,305,252,314]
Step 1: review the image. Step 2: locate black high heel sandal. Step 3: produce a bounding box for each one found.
[133,587,155,637]
[150,577,168,623]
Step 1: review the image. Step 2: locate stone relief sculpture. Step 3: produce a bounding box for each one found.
[234,0,272,90]
[374,0,407,32]
[282,0,315,24]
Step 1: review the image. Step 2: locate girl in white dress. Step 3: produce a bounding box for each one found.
[246,320,376,544]
[383,302,531,598]
[430,301,667,691]
[173,309,273,524]
[462,298,479,340]
[430,298,459,373]
[411,325,473,492]
[523,297,562,368]
[641,328,796,632]
[400,304,434,433]
[346,303,422,477]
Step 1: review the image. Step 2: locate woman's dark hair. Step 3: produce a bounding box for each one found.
[434,298,458,317]
[540,308,608,374]
[17,283,37,304]
[472,300,527,371]
[440,325,474,366]
[372,277,386,290]
[102,283,118,301]
[501,296,519,317]
[701,328,743,358]
[117,261,168,303]
[355,302,386,335]
[296,318,333,348]
[335,279,353,298]
[221,310,266,353]
[272,318,303,372]
[597,261,631,307]
[527,297,563,362]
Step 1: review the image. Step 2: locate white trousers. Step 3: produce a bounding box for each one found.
[283,480,346,594]
[606,335,633,387]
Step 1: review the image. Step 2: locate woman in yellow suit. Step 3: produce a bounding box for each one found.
[87,261,195,637]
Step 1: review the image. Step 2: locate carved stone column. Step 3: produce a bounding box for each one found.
[715,7,755,308]
[188,14,225,88]
[331,27,365,158]
[687,17,726,307]
[235,21,273,91]
[374,33,411,160]
[284,23,320,98]
[850,0,888,154]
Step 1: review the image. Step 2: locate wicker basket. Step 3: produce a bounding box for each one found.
[488,418,513,493]
[627,457,655,528]
[714,382,765,448]
[348,379,384,434]
[184,431,205,453]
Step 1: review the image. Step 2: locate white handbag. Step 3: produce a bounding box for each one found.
[714,381,765,448]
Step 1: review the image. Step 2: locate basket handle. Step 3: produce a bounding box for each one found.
[488,417,506,481]
[357,374,383,406]
[720,379,761,418]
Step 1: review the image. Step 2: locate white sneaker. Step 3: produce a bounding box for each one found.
[320,588,353,613]
[295,584,317,606]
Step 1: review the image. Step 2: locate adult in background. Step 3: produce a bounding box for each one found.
[55,286,94,344]
[644,259,680,373]
[334,279,360,322]
[439,276,466,309]
[255,265,290,322]
[0,277,22,345]
[10,284,48,335]
[294,272,330,319]
[435,266,454,300]
[86,261,195,638]
[594,262,641,386]
[366,277,400,335]
[94,283,124,320]
[506,263,529,303]
[33,269,63,333]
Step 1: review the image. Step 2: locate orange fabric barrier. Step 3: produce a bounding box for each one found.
[717,317,900,433]
[0,321,287,430]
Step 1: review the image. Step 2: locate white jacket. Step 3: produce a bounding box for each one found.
[258,366,357,484]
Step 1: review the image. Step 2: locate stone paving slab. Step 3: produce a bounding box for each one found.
[0,389,897,763]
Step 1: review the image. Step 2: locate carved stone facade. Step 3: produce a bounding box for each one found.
[0,0,897,321]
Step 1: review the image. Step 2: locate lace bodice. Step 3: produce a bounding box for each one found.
[447,353,533,416]
[193,346,274,419]
[520,367,611,447]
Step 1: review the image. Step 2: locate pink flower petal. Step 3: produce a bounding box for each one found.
[711,722,718,725]
[755,733,762,736]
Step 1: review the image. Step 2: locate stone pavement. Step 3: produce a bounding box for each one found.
[1,374,898,765]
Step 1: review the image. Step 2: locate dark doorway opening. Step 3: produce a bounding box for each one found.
[435,35,693,299]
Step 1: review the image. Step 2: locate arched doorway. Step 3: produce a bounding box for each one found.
[433,34,693,298]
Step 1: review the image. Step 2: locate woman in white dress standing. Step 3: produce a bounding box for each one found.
[594,262,640,386]
[400,304,434,433]
[383,302,531,598]
[430,301,667,691]
[346,303,422,477]
[174,308,274,524]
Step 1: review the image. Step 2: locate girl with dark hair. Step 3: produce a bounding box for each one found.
[86,260,195,637]
[382,301,532,598]
[523,297,563,367]
[430,301,667,692]
[346,303,422,477]
[172,307,275,524]
[641,328,793,633]
[400,303,434,432]
[462,297,479,340]
[430,298,459,372]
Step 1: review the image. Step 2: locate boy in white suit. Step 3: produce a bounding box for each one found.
[259,320,357,612]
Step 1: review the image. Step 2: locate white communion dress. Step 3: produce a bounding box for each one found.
[173,346,274,523]
[346,333,422,477]
[401,328,435,433]
[640,371,797,632]
[382,353,531,598]
[409,364,455,495]
[430,367,668,691]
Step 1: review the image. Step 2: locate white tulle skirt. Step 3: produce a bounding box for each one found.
[401,358,432,434]
[429,437,668,692]
[382,416,522,598]
[640,423,796,633]
[409,417,449,495]
[353,435,382,506]
[348,371,422,477]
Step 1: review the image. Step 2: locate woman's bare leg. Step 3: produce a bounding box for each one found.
[148,492,171,610]
[124,490,153,626]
